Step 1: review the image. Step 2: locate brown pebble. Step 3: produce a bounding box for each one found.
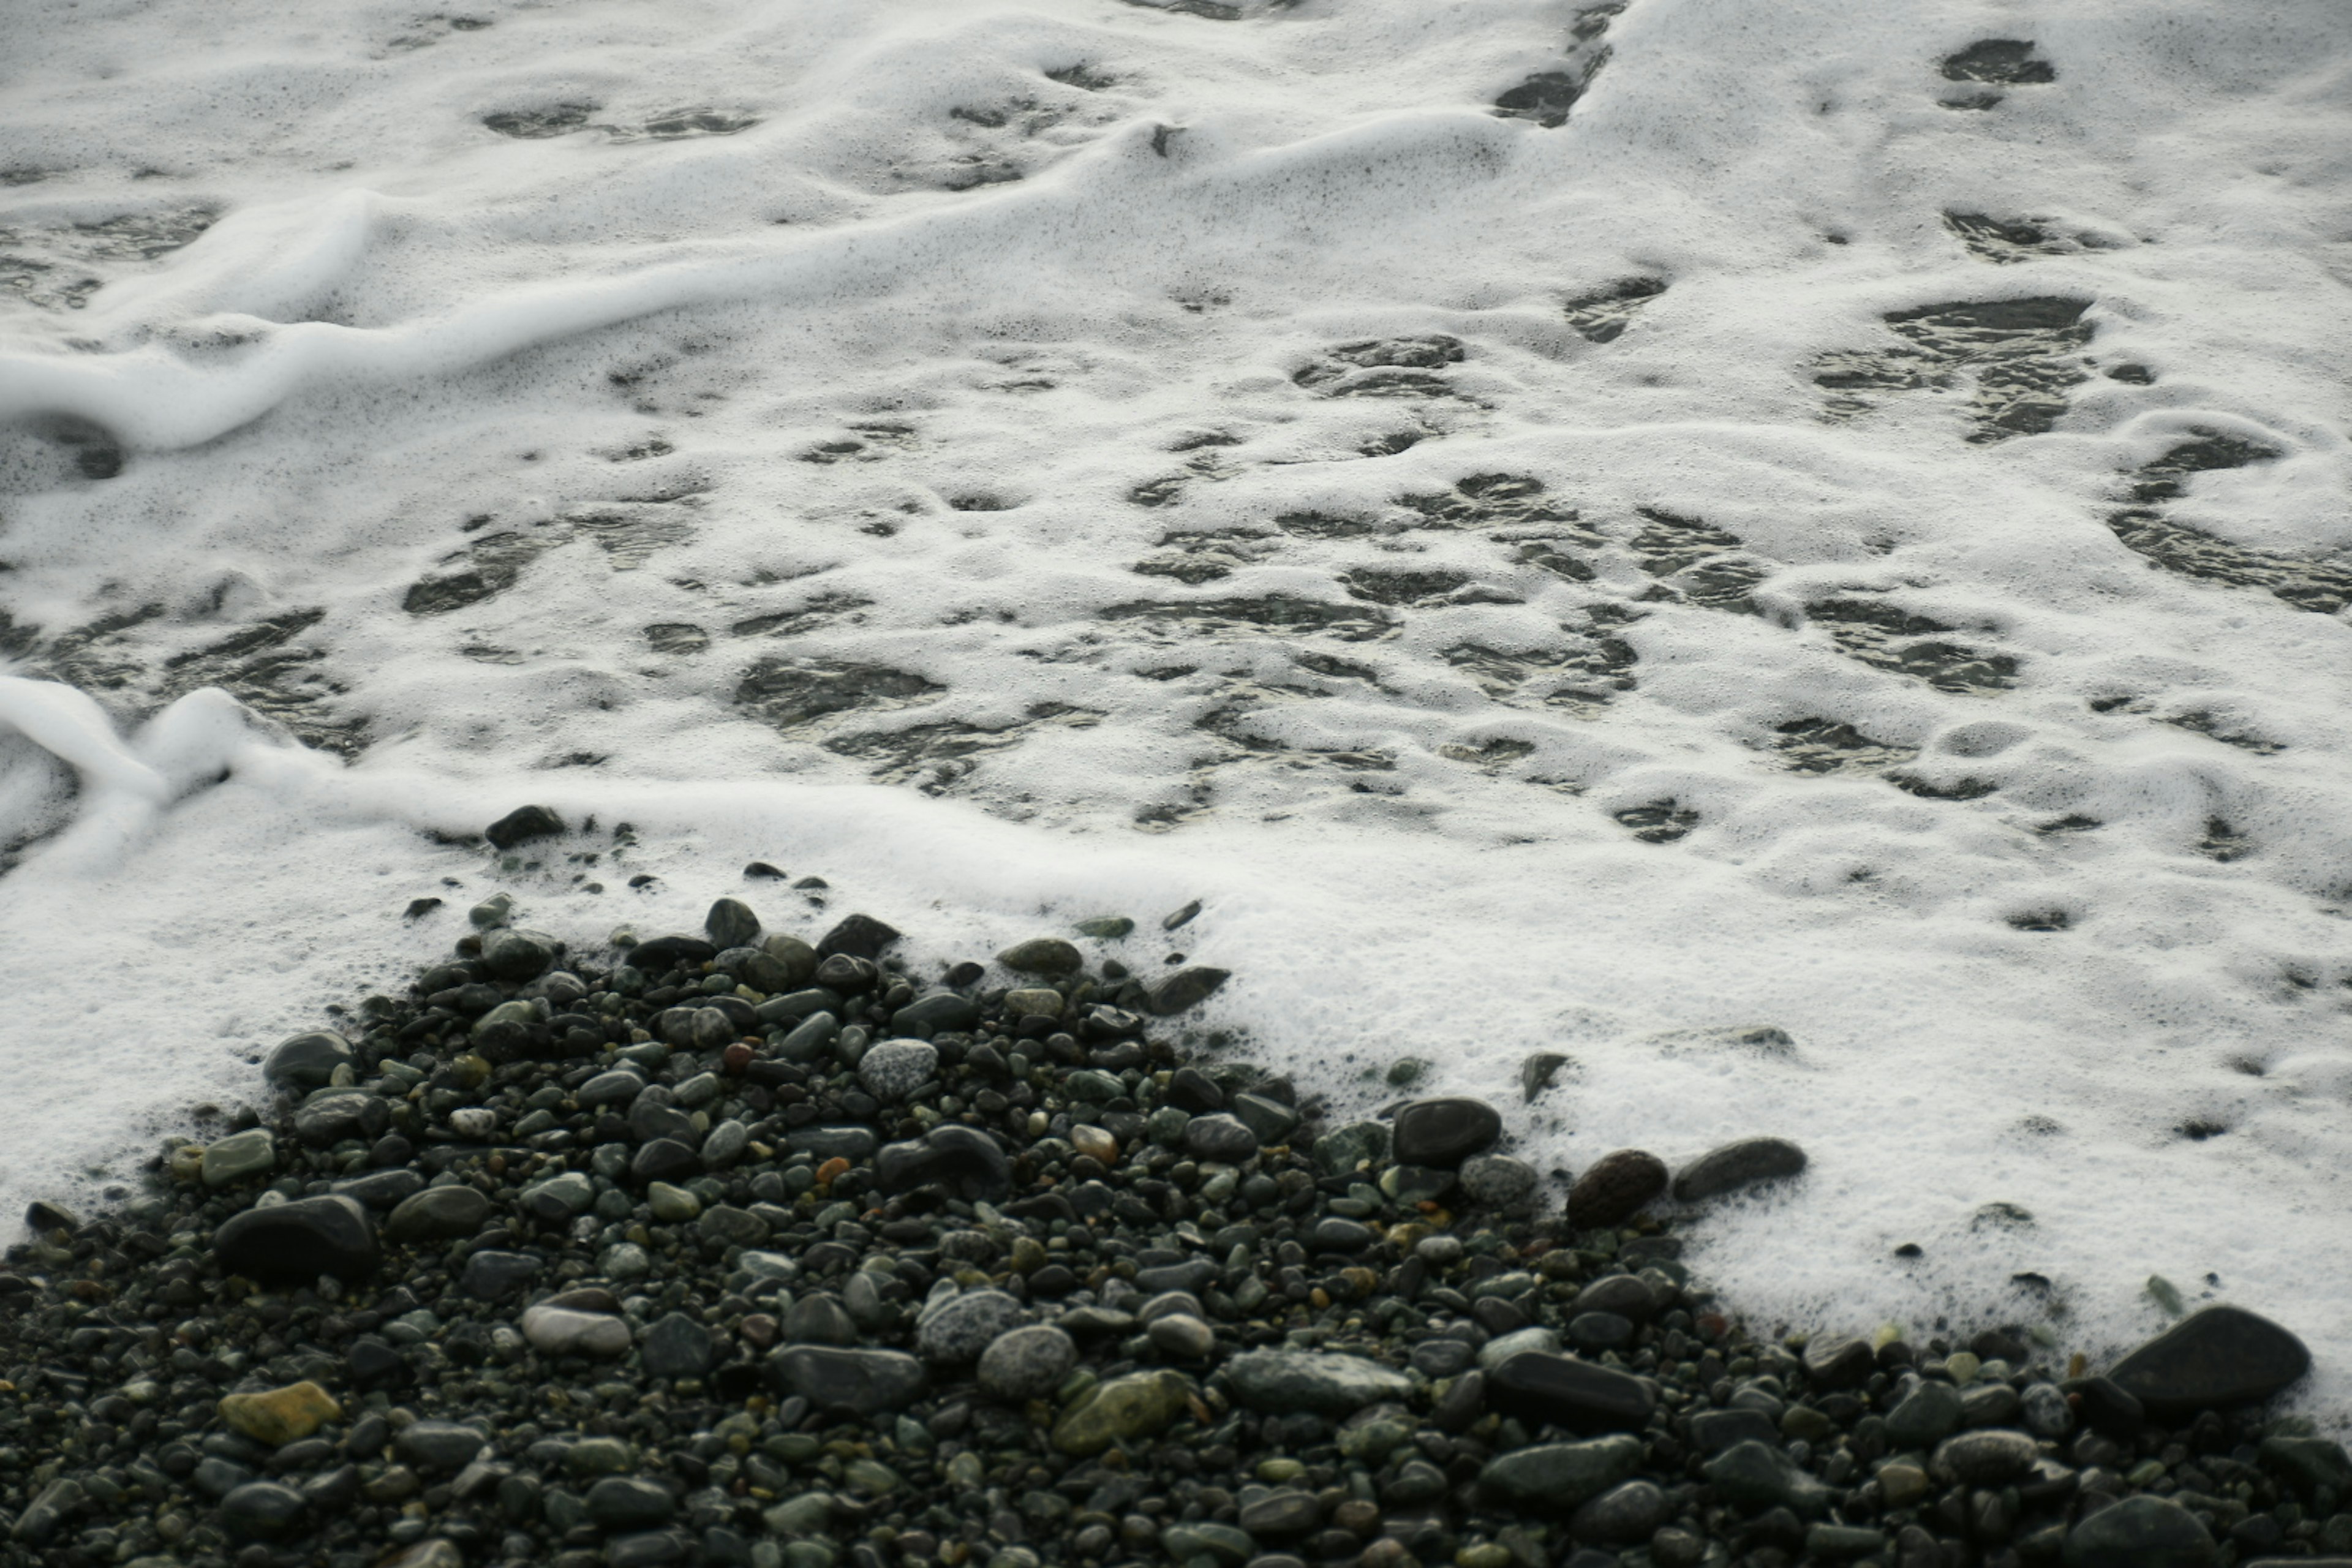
[1566,1148,1668,1229]
[723,1041,754,1074]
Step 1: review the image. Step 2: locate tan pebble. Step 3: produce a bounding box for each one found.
[218,1381,340,1446]
[1070,1125,1118,1164]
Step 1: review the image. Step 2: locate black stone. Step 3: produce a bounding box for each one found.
[1183,1114,1259,1164]
[766,1345,928,1414]
[2075,1376,2143,1437]
[262,1031,355,1090]
[1801,1335,1875,1390]
[1166,1067,1226,1112]
[892,990,980,1033]
[2064,1494,2217,1568]
[1391,1098,1503,1168]
[333,1168,424,1210]
[816,913,901,960]
[484,804,565,849]
[214,1195,379,1284]
[344,1336,408,1387]
[587,1476,677,1531]
[630,1096,698,1145]
[2108,1305,2311,1417]
[219,1480,307,1540]
[705,897,762,949]
[1144,966,1229,1015]
[631,1138,699,1183]
[1691,1408,1780,1452]
[875,1126,1011,1201]
[1485,1351,1657,1435]
[627,934,717,973]
[643,1313,715,1379]
[460,1250,541,1300]
[1673,1136,1809,1202]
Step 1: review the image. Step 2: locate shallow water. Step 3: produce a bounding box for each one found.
[4,0,2352,1429]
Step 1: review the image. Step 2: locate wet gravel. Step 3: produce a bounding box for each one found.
[0,845,2344,1568]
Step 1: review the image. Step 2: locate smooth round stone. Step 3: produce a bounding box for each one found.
[293,1090,385,1147]
[1237,1490,1321,1535]
[699,1204,768,1247]
[1458,1153,1539,1210]
[1183,1114,1260,1164]
[705,897,762,951]
[601,1242,652,1279]
[642,1313,715,1379]
[202,1128,277,1188]
[1411,1338,1477,1379]
[2107,1304,2312,1418]
[1165,1067,1224,1111]
[386,1184,491,1242]
[1003,987,1064,1019]
[1147,1313,1216,1359]
[577,1069,648,1108]
[1143,965,1229,1015]
[2063,1494,2217,1568]
[890,989,979,1033]
[647,1182,702,1223]
[459,1250,540,1300]
[219,1480,307,1540]
[445,1107,497,1140]
[1486,1350,1655,1435]
[702,1118,750,1167]
[627,933,717,971]
[631,1139,699,1184]
[1390,1098,1503,1167]
[1672,1136,1809,1202]
[1311,1121,1390,1176]
[1572,1273,1658,1321]
[1224,1351,1415,1416]
[916,1289,1030,1362]
[1414,1234,1464,1267]
[766,1345,928,1414]
[1565,1148,1668,1229]
[396,1419,491,1471]
[1701,1440,1834,1517]
[521,1171,595,1223]
[214,1194,377,1284]
[262,1031,354,1090]
[875,1125,1011,1200]
[997,937,1083,974]
[217,1381,339,1446]
[484,803,564,848]
[1571,1480,1672,1543]
[784,1294,859,1346]
[1477,1435,1645,1510]
[1932,1428,2040,1485]
[1306,1216,1373,1252]
[1885,1381,1964,1448]
[1050,1370,1190,1456]
[481,927,562,981]
[979,1325,1077,1402]
[2022,1382,2074,1438]
[1475,1326,1560,1372]
[1801,1335,1875,1390]
[521,1304,631,1357]
[858,1040,938,1102]
[588,1476,677,1531]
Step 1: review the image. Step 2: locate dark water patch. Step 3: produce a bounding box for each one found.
[1123,0,1243,17]
[2162,710,2283,755]
[1046,64,1117,91]
[1170,430,1240,451]
[1399,473,1587,537]
[1615,799,1698,843]
[1342,567,1471,606]
[1512,540,1595,582]
[729,594,872,638]
[1444,630,1634,715]
[1194,695,1395,775]
[459,643,522,665]
[643,623,708,655]
[402,528,567,616]
[149,608,363,755]
[1438,736,1536,771]
[1562,277,1667,343]
[1804,597,2018,692]
[1626,507,1769,612]
[2124,431,2281,503]
[1101,594,1394,643]
[948,493,1017,512]
[2106,363,2154,385]
[614,110,759,141]
[2006,908,2071,932]
[568,508,693,569]
[1493,2,1624,127]
[483,104,597,138]
[733,659,943,733]
[1275,510,1384,540]
[1128,477,1186,508]
[2199,817,2252,862]
[1769,717,1917,776]
[2106,513,2352,616]
[940,157,1025,192]
[0,206,216,312]
[1133,530,1275,584]
[0,252,100,312]
[1940,39,2055,85]
[797,423,916,466]
[1358,430,1427,458]
[2035,814,2100,834]
[826,704,1102,793]
[0,415,124,491]
[1814,296,2094,442]
[604,437,674,462]
[1293,336,1464,399]
[1944,211,2073,265]
[1291,650,1382,685]
[1888,772,1998,801]
[67,206,218,262]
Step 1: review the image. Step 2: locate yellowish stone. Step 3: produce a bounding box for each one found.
[219,1381,341,1446]
[1070,1125,1118,1164]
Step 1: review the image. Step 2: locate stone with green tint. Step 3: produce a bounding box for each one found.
[1159,1523,1252,1567]
[1476,1434,1643,1510]
[1385,1057,1428,1087]
[1313,1121,1390,1175]
[1458,1546,1513,1568]
[1224,1351,1414,1417]
[1050,1371,1190,1456]
[1074,916,1134,939]
[844,1458,901,1495]
[764,1491,834,1536]
[565,1437,635,1476]
[1804,1525,1888,1561]
[647,1182,701,1223]
[201,1129,276,1188]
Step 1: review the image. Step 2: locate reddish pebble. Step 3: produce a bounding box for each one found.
[815,1156,850,1188]
[739,1313,777,1348]
[722,1041,754,1075]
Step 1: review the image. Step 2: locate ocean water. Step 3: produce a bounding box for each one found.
[4,0,2351,1426]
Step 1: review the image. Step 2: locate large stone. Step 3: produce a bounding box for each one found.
[1145,966,1229,1014]
[978,1325,1077,1402]
[1566,1148,1668,1229]
[1932,1429,2039,1485]
[1673,1136,1808,1202]
[1183,1114,1260,1164]
[784,1294,860,1346]
[1703,1440,1834,1517]
[705,897,762,950]
[484,804,564,848]
[767,1346,927,1415]
[386,1184,492,1242]
[1224,1351,1415,1417]
[293,1090,387,1147]
[215,1195,377,1283]
[587,1476,677,1531]
[2108,1305,2311,1417]
[2257,1434,2352,1497]
[481,927,562,982]
[520,1171,595,1223]
[262,1031,355,1090]
[1231,1092,1300,1145]
[219,1480,308,1540]
[875,1126,1011,1201]
[627,933,717,973]
[201,1128,277,1188]
[521,1304,631,1357]
[1801,1335,1875,1390]
[1459,1153,1540,1211]
[642,1313,715,1379]
[1050,1370,1191,1456]
[1885,1380,1964,1448]
[218,1382,340,1446]
[1484,1351,1656,1435]
[1311,1121,1390,1175]
[396,1419,491,1471]
[998,937,1083,975]
[1571,1480,1673,1543]
[891,990,979,1035]
[460,1249,540,1300]
[1392,1099,1503,1167]
[816,913,900,960]
[1476,1435,1644,1510]
[2064,1494,2217,1568]
[858,1041,938,1102]
[916,1290,1030,1363]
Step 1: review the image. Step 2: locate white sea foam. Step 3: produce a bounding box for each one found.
[4,0,2352,1427]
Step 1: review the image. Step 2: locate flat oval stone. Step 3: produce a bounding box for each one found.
[628,933,717,972]
[1050,1370,1190,1456]
[1572,1274,1658,1321]
[816,913,900,960]
[1224,1350,1414,1416]
[1392,1099,1503,1167]
[631,1138,699,1184]
[460,1250,540,1300]
[520,1170,595,1223]
[1702,1440,1834,1517]
[915,1290,1030,1363]
[1566,1148,1668,1229]
[588,1475,677,1531]
[215,1195,377,1284]
[766,1345,927,1414]
[1144,965,1229,1015]
[1485,1351,1656,1435]
[892,990,980,1033]
[219,1479,307,1540]
[201,1128,277,1188]
[978,1325,1077,1402]
[1477,1434,1643,1510]
[857,1040,938,1102]
[998,937,1083,975]
[218,1381,340,1447]
[875,1126,1011,1201]
[386,1184,491,1242]
[1571,1480,1672,1544]
[263,1031,354,1090]
[2107,1305,2312,1418]
[1885,1380,1964,1448]
[1183,1114,1260,1164]
[1932,1428,2040,1485]
[292,1088,387,1147]
[2063,1494,2217,1568]
[480,927,562,982]
[1673,1136,1809,1202]
[521,1305,631,1358]
[395,1419,490,1471]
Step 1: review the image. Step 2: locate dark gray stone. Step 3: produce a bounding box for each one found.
[766,1346,927,1414]
[1703,1441,1833,1517]
[292,1089,387,1147]
[1566,1148,1668,1229]
[1390,1098,1502,1167]
[2064,1494,2217,1568]
[627,933,717,971]
[1933,1429,2040,1485]
[1571,1480,1672,1542]
[481,927,562,982]
[385,1184,492,1242]
[643,1313,715,1379]
[331,1168,424,1210]
[1485,1351,1656,1435]
[587,1476,677,1531]
[1224,1351,1414,1416]
[1885,1379,1964,1448]
[816,913,900,960]
[876,1126,1011,1201]
[1802,1335,1875,1390]
[1477,1435,1644,1510]
[396,1420,490,1471]
[1306,1217,1373,1252]
[2108,1305,2312,1417]
[214,1195,378,1284]
[1145,966,1229,1014]
[783,1125,878,1163]
[705,897,762,950]
[998,937,1082,974]
[857,1040,937,1102]
[978,1324,1077,1401]
[484,804,564,848]
[263,1031,355,1090]
[892,990,980,1033]
[631,1138,699,1184]
[916,1290,1030,1362]
[1690,1408,1779,1452]
[1673,1136,1809,1202]
[783,1294,859,1346]
[460,1250,541,1300]
[1183,1114,1259,1164]
[1230,1092,1300,1145]
[219,1480,307,1540]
